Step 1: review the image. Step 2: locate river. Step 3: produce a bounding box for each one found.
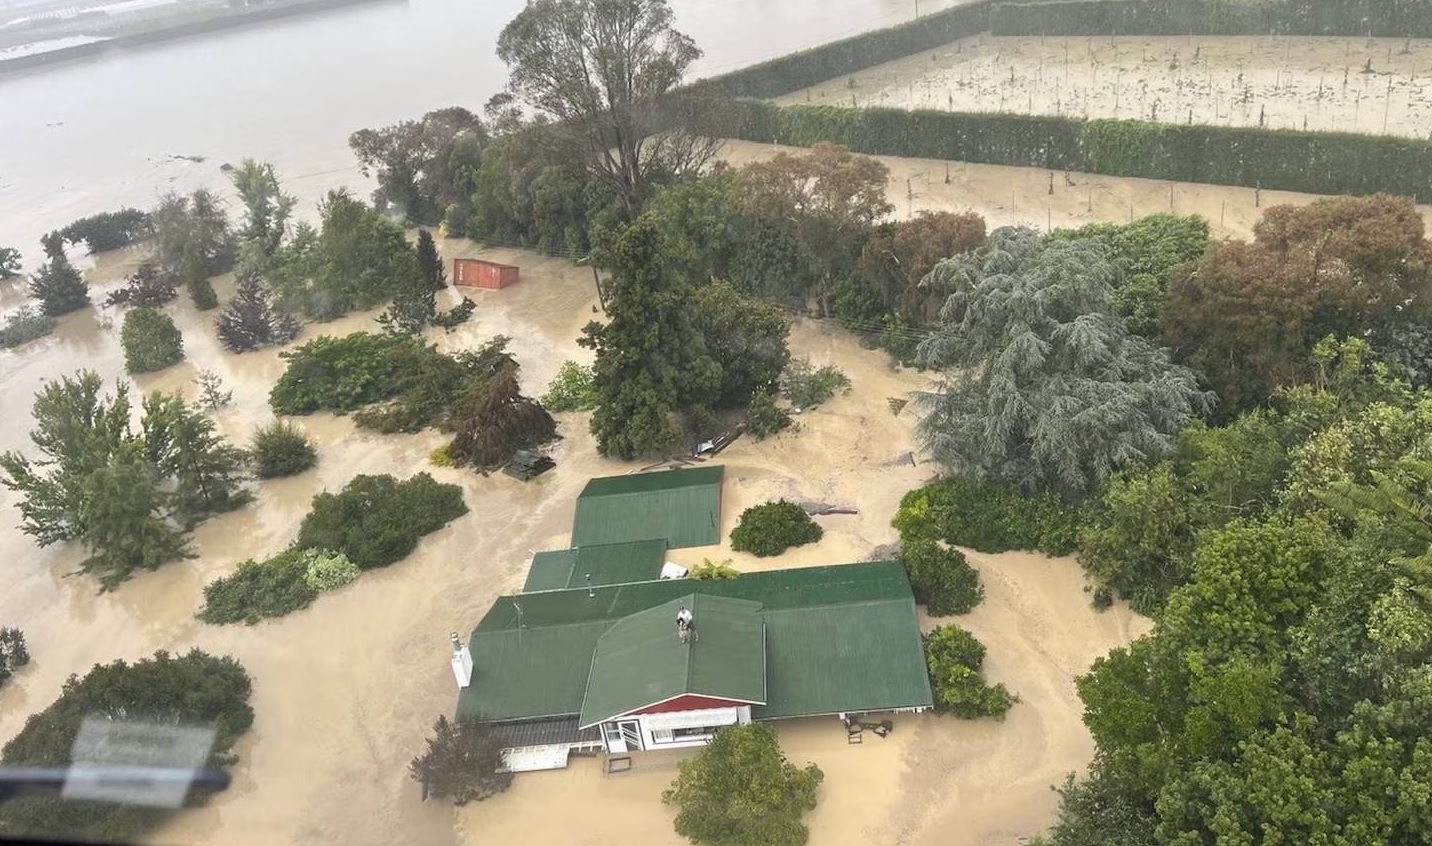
[0,0,959,256]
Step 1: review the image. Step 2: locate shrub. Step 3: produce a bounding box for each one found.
[663,723,823,846]
[250,421,318,478]
[215,273,301,354]
[690,558,740,580]
[541,360,599,412]
[779,357,851,409]
[0,627,29,688]
[0,307,56,350]
[409,715,512,806]
[746,388,791,439]
[104,263,178,308]
[447,371,558,472]
[269,332,430,415]
[197,550,317,625]
[120,307,184,373]
[924,625,1016,719]
[0,246,19,278]
[730,499,823,557]
[351,337,518,434]
[429,444,458,467]
[295,473,468,570]
[301,548,360,592]
[893,477,1080,556]
[0,649,252,843]
[902,539,984,616]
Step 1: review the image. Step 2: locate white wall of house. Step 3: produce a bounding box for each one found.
[600,705,752,753]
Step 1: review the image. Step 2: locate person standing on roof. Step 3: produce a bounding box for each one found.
[677,605,693,642]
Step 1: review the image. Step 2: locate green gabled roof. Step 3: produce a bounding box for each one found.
[458,561,932,724]
[578,595,767,728]
[523,539,669,593]
[572,465,724,549]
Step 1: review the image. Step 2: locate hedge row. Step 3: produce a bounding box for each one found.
[688,1,992,100]
[990,0,1432,38]
[697,100,1432,200]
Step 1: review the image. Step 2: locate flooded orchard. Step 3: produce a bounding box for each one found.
[780,34,1432,137]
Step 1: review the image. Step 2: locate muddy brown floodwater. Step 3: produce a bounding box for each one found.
[780,34,1432,137]
[1,232,1149,846]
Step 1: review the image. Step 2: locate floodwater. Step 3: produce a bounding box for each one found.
[0,0,965,255]
[0,234,1150,846]
[780,34,1432,137]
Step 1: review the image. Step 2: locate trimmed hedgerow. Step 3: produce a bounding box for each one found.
[894,477,1080,556]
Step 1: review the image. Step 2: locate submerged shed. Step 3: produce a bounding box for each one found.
[571,465,724,549]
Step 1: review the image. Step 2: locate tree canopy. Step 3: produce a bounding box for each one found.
[0,372,248,589]
[121,308,185,373]
[349,107,487,223]
[917,226,1212,497]
[409,715,513,805]
[0,649,253,843]
[28,253,89,316]
[662,723,824,846]
[496,0,716,215]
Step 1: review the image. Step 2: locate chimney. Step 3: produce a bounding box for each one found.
[450,632,474,689]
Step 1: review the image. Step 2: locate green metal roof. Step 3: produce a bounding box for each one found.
[571,465,724,549]
[523,539,669,593]
[456,561,933,724]
[578,595,767,728]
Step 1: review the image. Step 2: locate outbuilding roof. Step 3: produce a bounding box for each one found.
[457,561,932,725]
[523,538,669,593]
[578,595,767,728]
[571,465,723,549]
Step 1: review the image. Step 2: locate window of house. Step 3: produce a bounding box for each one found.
[649,725,720,744]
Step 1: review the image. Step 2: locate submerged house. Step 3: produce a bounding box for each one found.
[454,465,934,772]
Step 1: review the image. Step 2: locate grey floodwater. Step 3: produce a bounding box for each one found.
[0,0,958,254]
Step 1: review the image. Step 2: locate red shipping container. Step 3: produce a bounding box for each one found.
[453,258,520,290]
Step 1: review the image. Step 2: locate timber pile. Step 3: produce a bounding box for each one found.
[503,450,555,481]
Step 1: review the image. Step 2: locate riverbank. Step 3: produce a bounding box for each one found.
[0,0,403,78]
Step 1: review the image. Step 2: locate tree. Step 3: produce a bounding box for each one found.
[0,649,252,843]
[729,143,893,309]
[857,210,988,325]
[378,234,438,333]
[1164,194,1432,413]
[729,500,823,557]
[229,159,297,266]
[268,189,424,321]
[250,421,318,478]
[580,218,717,459]
[0,246,21,279]
[28,253,89,316]
[779,358,850,409]
[195,370,233,411]
[415,228,447,291]
[496,0,716,215]
[103,262,178,309]
[917,227,1212,497]
[0,627,29,688]
[662,723,823,846]
[692,282,791,408]
[350,109,487,222]
[75,439,192,590]
[44,208,149,257]
[214,271,301,353]
[447,371,558,472]
[0,373,134,545]
[268,332,432,415]
[409,714,513,805]
[150,189,237,281]
[140,393,250,527]
[121,308,184,373]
